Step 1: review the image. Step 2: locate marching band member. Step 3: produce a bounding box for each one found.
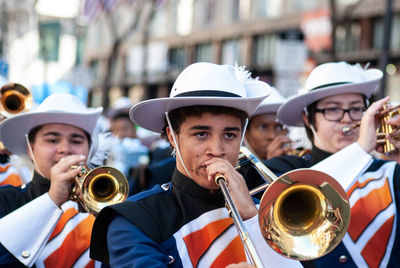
[107,97,149,178]
[263,61,400,267]
[244,86,294,160]
[90,62,302,267]
[0,93,103,267]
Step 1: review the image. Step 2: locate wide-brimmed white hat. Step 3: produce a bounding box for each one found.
[0,93,103,157]
[130,62,270,133]
[251,87,286,117]
[107,97,133,120]
[278,61,383,127]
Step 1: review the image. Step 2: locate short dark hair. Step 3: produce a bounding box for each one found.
[111,112,131,122]
[160,105,248,140]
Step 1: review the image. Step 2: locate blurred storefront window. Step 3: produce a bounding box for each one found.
[39,22,60,62]
[221,39,241,65]
[253,33,276,67]
[195,43,213,62]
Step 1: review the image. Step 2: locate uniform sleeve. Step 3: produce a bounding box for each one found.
[0,193,63,267]
[244,215,303,267]
[311,142,373,190]
[107,215,170,268]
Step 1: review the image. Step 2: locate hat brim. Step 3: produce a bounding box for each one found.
[277,74,382,127]
[252,103,281,117]
[130,96,267,133]
[0,109,102,157]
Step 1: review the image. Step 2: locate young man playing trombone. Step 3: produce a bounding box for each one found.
[90,62,382,267]
[90,62,304,267]
[263,61,400,267]
[244,86,295,161]
[0,93,103,267]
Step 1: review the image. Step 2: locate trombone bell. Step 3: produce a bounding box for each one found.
[258,169,350,260]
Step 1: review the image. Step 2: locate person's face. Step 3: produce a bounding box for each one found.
[29,123,90,179]
[245,113,287,159]
[311,93,364,153]
[167,112,242,190]
[110,117,137,139]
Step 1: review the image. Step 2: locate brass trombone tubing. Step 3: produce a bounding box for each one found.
[215,173,264,268]
[229,147,350,261]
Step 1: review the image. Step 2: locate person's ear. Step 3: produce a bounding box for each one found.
[302,112,310,128]
[26,143,34,161]
[166,127,176,149]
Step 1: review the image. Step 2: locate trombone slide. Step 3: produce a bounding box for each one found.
[215,173,264,268]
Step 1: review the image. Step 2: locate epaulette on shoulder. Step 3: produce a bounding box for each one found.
[0,183,30,193]
[127,182,173,202]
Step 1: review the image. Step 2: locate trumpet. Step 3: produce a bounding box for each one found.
[0,83,32,151]
[342,104,400,154]
[70,162,129,215]
[216,147,350,265]
[0,83,32,115]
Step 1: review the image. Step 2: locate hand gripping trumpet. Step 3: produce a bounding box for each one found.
[342,104,400,154]
[70,162,129,215]
[215,147,350,265]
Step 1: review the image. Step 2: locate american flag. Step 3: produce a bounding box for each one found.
[84,0,120,22]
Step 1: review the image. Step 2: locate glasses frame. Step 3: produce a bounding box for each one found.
[315,107,365,122]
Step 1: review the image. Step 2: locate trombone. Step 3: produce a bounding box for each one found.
[215,147,350,266]
[70,162,129,215]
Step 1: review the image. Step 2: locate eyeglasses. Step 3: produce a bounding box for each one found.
[315,107,365,122]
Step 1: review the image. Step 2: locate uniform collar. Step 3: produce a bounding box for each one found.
[309,146,333,165]
[172,169,225,204]
[29,171,51,196]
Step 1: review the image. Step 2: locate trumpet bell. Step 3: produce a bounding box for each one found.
[0,83,32,114]
[80,166,129,214]
[258,169,350,260]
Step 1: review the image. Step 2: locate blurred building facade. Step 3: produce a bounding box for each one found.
[0,0,90,104]
[1,0,400,107]
[83,0,400,108]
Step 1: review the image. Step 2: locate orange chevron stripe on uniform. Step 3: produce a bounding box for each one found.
[0,173,23,187]
[84,259,95,268]
[210,235,246,268]
[0,164,22,187]
[346,177,381,197]
[48,208,79,241]
[361,215,395,268]
[347,178,392,242]
[44,214,95,268]
[183,218,246,267]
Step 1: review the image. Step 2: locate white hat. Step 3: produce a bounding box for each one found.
[277,61,383,127]
[251,87,286,117]
[108,97,133,120]
[0,93,103,157]
[130,62,270,133]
